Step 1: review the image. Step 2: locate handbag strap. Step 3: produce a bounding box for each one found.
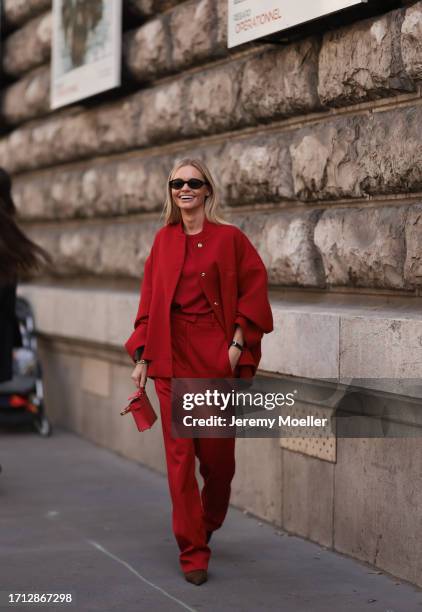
[127,388,145,402]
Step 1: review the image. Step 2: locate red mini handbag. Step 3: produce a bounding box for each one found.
[120,387,157,432]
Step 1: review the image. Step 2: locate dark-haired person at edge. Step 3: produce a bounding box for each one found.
[0,167,50,384]
[125,158,273,586]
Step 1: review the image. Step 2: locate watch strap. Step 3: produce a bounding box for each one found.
[230,340,243,352]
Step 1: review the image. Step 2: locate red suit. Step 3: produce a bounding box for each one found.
[125,217,273,572]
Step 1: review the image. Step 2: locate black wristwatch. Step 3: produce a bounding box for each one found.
[230,340,243,352]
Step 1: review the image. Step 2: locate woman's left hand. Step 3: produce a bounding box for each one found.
[228,345,242,373]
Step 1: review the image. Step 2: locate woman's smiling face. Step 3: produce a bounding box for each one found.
[171,165,210,213]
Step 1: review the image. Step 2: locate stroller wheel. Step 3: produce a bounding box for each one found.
[34,415,52,437]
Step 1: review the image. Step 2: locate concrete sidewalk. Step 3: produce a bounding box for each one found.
[0,428,421,612]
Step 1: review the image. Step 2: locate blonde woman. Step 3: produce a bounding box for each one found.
[126,158,273,585]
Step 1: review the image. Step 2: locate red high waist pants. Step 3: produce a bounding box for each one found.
[154,311,236,573]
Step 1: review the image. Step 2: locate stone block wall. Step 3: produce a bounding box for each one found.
[2,0,422,586]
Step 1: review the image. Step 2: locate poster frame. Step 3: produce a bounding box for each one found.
[50,0,122,110]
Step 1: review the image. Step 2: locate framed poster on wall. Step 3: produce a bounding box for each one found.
[51,0,122,109]
[228,0,368,48]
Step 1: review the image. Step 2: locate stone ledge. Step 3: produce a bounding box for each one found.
[18,285,422,380]
[18,285,139,352]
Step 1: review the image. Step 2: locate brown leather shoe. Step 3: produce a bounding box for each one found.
[184,569,208,586]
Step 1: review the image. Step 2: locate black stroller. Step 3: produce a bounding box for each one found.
[0,296,51,436]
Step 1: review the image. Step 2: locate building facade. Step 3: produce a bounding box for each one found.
[1,0,422,586]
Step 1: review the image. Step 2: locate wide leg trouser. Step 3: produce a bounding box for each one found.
[154,311,236,573]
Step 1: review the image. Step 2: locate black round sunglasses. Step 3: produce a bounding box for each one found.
[169,178,208,190]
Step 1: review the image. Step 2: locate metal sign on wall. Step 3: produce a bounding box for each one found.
[51,0,122,109]
[228,0,367,48]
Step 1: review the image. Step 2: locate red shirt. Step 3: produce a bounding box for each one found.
[172,230,212,314]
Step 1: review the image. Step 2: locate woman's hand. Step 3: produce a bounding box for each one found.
[228,345,242,373]
[131,362,148,389]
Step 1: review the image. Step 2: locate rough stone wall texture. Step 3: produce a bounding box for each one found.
[318,10,415,105]
[1,67,51,125]
[1,1,421,294]
[2,12,52,77]
[3,0,422,588]
[314,206,408,289]
[401,2,422,79]
[126,0,182,19]
[25,211,327,287]
[3,0,51,29]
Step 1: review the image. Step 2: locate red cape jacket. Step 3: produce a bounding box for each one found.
[125,217,273,378]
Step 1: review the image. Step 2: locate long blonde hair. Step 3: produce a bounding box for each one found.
[162,157,229,225]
